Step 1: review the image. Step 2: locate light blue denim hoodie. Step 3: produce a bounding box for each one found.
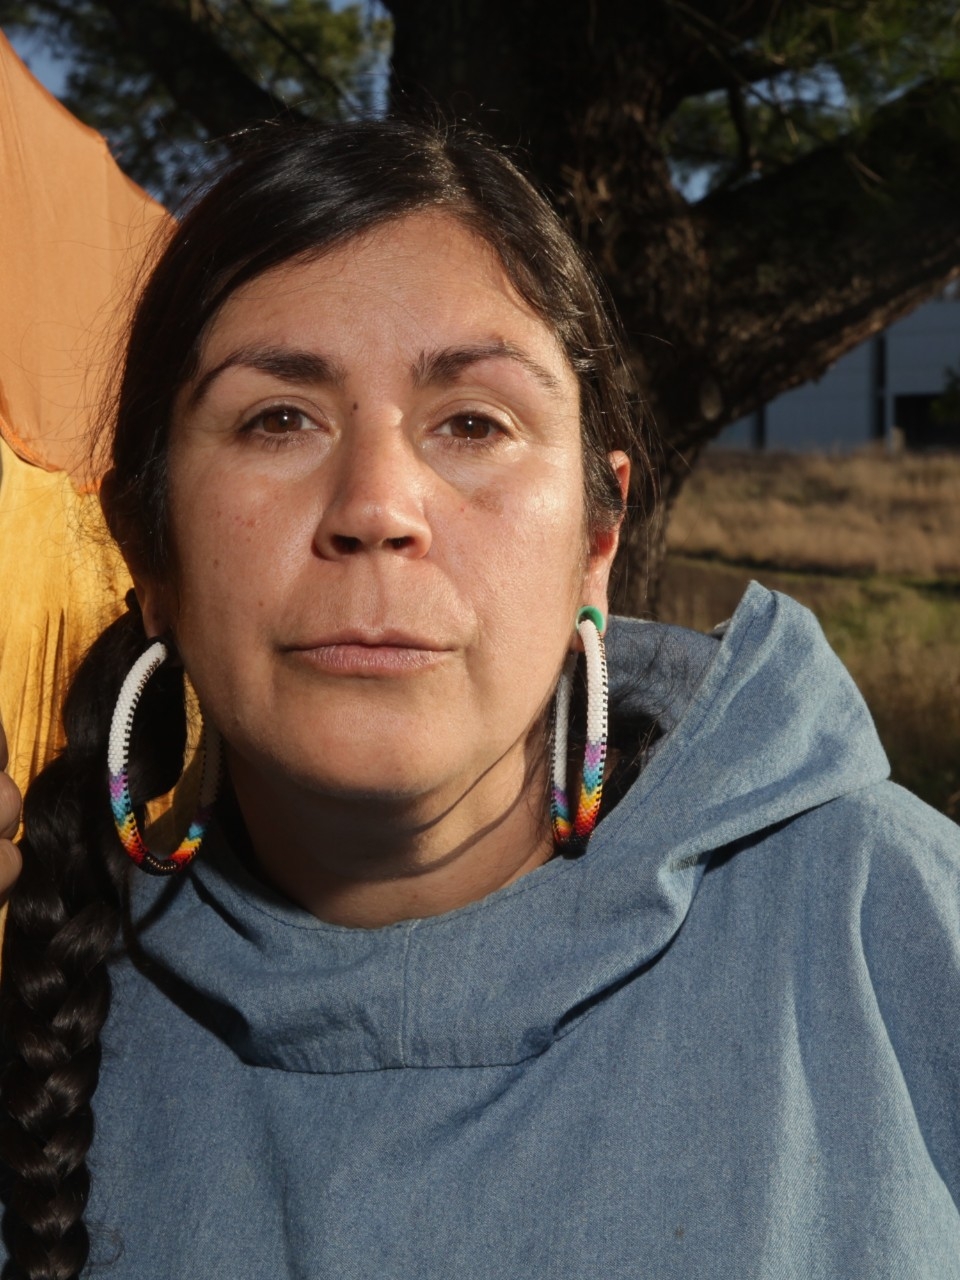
[75,584,960,1277]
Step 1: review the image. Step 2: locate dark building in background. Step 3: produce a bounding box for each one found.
[717,292,960,452]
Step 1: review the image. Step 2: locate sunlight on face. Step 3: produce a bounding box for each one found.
[151,212,620,820]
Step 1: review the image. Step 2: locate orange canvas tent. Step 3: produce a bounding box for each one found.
[0,30,171,795]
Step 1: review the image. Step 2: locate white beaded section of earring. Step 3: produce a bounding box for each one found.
[551,652,577,809]
[578,617,608,748]
[107,641,170,777]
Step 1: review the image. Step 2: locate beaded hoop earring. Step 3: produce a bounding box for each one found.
[551,606,609,847]
[107,640,221,876]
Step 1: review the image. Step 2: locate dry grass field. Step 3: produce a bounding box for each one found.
[666,448,960,579]
[657,450,960,819]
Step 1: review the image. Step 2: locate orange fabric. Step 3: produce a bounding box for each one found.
[0,433,129,797]
[0,30,169,487]
[0,31,171,803]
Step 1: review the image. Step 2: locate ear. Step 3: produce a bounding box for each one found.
[580,451,630,624]
[100,468,173,640]
[129,579,174,641]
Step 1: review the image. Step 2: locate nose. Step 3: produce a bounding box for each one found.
[313,427,432,560]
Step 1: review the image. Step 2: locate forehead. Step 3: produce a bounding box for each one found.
[198,211,576,391]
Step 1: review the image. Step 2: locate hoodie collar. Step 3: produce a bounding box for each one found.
[129,583,889,1073]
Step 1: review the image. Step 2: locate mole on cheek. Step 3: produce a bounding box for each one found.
[472,485,504,516]
[352,402,359,412]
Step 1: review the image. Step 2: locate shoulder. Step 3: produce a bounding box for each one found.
[718,782,960,1058]
[831,783,960,1012]
[722,777,960,882]
[822,785,960,1200]
[799,780,960,907]
[698,781,960,974]
[691,782,960,1213]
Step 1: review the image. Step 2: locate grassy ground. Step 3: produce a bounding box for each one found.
[666,448,960,578]
[657,451,960,820]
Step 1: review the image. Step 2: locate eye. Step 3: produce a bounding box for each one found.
[244,405,319,436]
[436,413,504,443]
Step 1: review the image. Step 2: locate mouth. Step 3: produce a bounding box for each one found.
[282,631,451,677]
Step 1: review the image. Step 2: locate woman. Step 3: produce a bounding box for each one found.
[1,120,958,1280]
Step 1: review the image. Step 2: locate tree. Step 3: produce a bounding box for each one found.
[3,0,960,611]
[0,0,390,191]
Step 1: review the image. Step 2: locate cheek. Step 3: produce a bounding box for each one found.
[165,458,313,637]
[495,466,585,574]
[453,472,586,662]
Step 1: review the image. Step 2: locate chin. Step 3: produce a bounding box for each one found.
[275,741,456,807]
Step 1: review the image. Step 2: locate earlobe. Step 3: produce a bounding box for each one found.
[123,573,171,645]
[132,582,173,642]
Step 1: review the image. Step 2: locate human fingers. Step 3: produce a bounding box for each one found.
[0,750,20,842]
[0,720,23,899]
[0,727,22,900]
[0,836,22,903]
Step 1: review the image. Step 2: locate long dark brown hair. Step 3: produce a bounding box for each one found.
[0,118,647,1279]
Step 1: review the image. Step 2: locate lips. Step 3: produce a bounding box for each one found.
[284,628,448,652]
[282,630,451,676]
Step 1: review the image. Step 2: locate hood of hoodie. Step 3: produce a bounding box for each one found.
[128,583,890,1074]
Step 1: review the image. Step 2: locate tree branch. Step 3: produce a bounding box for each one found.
[669,46,796,103]
[658,0,820,88]
[97,0,301,139]
[230,0,360,113]
[635,77,960,448]
[660,0,866,114]
[662,0,858,44]
[726,82,757,176]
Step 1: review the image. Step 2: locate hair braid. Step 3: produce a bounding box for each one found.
[0,612,187,1279]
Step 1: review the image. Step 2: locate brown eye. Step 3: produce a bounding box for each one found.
[444,414,499,441]
[257,407,310,434]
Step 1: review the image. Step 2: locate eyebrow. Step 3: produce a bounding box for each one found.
[186,346,347,410]
[186,337,564,409]
[411,340,564,396]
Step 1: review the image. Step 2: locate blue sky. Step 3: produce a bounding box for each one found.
[5,27,69,96]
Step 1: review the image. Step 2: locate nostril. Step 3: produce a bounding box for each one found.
[323,529,427,556]
[331,535,363,555]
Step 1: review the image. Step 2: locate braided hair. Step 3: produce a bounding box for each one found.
[0,612,186,1278]
[0,118,647,1278]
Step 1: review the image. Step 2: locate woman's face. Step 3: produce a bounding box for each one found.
[146,211,626,816]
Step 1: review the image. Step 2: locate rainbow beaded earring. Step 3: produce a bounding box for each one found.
[551,605,609,847]
[107,640,221,876]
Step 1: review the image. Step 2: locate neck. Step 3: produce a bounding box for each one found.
[226,745,555,928]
